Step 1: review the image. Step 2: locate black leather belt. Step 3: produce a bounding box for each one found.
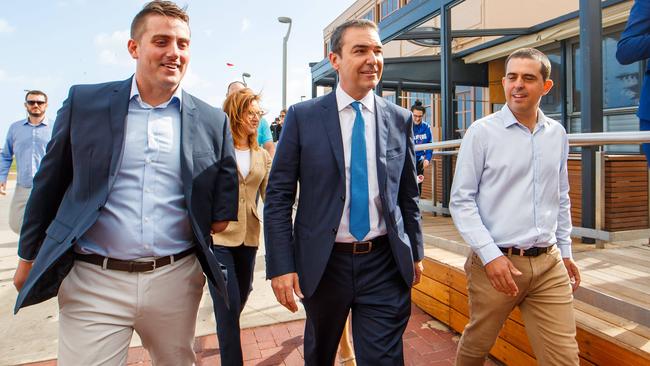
[334,235,388,254]
[74,247,195,272]
[500,245,554,257]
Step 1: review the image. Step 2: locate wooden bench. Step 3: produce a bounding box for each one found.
[413,248,650,366]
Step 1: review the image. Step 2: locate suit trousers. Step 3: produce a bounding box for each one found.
[57,254,205,366]
[302,241,411,366]
[9,185,31,234]
[207,244,257,366]
[455,246,579,366]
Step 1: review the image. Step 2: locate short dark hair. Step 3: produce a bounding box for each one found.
[410,100,425,113]
[505,47,551,81]
[25,90,47,103]
[131,1,189,40]
[330,19,378,56]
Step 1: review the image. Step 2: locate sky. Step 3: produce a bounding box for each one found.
[0,0,356,139]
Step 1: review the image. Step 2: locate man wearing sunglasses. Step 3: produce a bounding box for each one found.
[0,90,52,234]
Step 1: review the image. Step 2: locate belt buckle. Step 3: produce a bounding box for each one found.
[353,241,372,254]
[142,259,157,273]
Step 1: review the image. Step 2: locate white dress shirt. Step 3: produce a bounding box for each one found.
[335,85,387,242]
[449,105,572,265]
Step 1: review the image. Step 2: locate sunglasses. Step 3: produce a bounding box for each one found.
[26,100,46,106]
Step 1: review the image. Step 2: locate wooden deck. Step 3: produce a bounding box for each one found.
[415,215,650,366]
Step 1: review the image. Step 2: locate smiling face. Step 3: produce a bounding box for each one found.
[329,26,383,100]
[502,57,553,118]
[128,14,190,102]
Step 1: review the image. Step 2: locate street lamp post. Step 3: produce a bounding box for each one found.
[242,72,251,86]
[278,16,292,110]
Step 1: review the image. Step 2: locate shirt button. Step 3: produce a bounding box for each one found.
[332,228,338,234]
[340,196,345,201]
[144,217,149,223]
[145,188,152,193]
[146,157,152,164]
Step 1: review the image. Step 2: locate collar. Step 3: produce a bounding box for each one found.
[499,104,548,129]
[336,84,375,114]
[129,75,183,110]
[23,117,49,126]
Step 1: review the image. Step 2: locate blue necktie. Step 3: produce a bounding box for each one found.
[349,101,370,241]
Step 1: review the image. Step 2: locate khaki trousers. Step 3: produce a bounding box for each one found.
[57,254,205,366]
[9,185,31,234]
[456,246,579,366]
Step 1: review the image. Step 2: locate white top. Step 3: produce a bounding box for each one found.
[449,105,572,265]
[235,148,251,179]
[334,85,387,243]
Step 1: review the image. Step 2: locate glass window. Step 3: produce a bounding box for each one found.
[604,114,641,153]
[380,0,399,20]
[361,8,375,22]
[572,31,642,112]
[408,92,434,125]
[540,48,562,114]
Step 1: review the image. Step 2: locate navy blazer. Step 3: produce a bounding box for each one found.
[15,77,239,312]
[264,91,424,298]
[617,0,650,120]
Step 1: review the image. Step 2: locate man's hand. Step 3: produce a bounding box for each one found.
[0,181,6,196]
[563,258,581,292]
[210,221,229,234]
[413,261,424,285]
[13,260,33,291]
[271,272,304,313]
[422,159,430,168]
[484,256,522,296]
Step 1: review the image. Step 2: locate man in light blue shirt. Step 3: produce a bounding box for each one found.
[12,2,239,364]
[450,48,581,366]
[0,90,53,234]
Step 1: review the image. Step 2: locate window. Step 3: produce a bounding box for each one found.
[540,47,562,115]
[380,0,399,20]
[572,31,642,112]
[454,86,489,138]
[407,92,434,126]
[568,28,643,153]
[361,8,375,22]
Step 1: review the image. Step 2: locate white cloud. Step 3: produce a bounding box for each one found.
[241,18,251,32]
[94,30,133,67]
[181,67,213,90]
[0,19,15,34]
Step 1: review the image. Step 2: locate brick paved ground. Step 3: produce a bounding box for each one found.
[21,305,499,366]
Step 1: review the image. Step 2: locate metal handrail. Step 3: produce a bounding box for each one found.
[418,130,650,243]
[414,131,650,151]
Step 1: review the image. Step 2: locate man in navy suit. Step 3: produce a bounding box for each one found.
[12,1,238,365]
[264,19,424,365]
[617,0,650,164]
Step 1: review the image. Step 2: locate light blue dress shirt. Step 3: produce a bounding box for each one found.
[77,78,193,260]
[0,118,52,188]
[449,105,572,266]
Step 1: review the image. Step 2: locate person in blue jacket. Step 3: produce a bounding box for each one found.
[411,100,432,194]
[617,0,650,165]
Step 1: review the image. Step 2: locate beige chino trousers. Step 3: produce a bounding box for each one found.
[456,246,579,366]
[57,254,205,366]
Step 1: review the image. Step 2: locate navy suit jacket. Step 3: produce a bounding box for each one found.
[617,0,650,120]
[264,91,424,298]
[15,77,239,313]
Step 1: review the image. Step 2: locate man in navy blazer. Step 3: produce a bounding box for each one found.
[617,0,650,164]
[264,19,424,365]
[12,2,238,365]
